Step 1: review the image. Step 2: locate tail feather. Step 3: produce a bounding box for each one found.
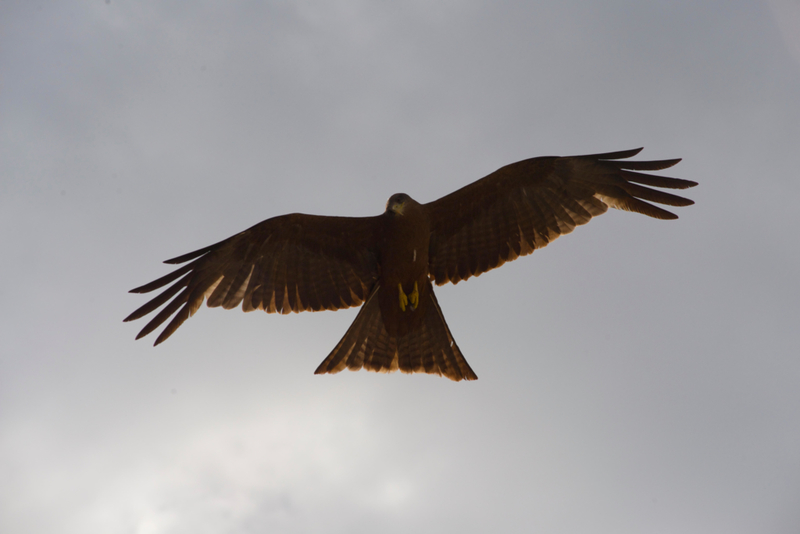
[314,283,477,381]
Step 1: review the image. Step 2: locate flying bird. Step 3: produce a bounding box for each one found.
[125,148,696,381]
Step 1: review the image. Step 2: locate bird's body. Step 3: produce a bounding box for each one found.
[126,148,697,381]
[378,194,430,335]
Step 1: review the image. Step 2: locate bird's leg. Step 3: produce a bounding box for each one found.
[398,283,408,312]
[409,281,419,311]
[398,282,419,312]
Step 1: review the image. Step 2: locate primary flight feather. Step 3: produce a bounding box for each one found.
[126,148,697,381]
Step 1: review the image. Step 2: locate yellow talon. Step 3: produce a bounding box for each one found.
[398,282,419,312]
[398,283,408,312]
[409,281,419,310]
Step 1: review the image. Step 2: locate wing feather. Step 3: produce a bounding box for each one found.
[426,149,696,285]
[125,214,380,345]
[272,241,289,314]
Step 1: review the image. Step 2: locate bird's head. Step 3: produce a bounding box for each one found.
[386,193,413,216]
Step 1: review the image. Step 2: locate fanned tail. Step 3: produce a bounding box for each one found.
[314,283,477,381]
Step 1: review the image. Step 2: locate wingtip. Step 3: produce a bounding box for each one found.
[665,177,697,189]
[163,243,217,264]
[580,147,644,160]
[660,157,683,169]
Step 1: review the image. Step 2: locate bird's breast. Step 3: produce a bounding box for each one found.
[377,211,432,335]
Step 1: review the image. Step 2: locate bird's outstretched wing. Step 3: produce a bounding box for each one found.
[125,214,381,345]
[425,148,697,285]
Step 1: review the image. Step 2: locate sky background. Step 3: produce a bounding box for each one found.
[2,1,799,533]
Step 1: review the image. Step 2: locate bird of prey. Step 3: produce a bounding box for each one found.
[125,148,696,381]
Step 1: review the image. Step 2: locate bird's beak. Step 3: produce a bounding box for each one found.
[390,200,406,215]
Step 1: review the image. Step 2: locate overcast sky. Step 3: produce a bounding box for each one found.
[2,1,799,533]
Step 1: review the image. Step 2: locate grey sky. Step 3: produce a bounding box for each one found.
[2,1,799,533]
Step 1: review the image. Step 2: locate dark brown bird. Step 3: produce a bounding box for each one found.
[125,148,697,381]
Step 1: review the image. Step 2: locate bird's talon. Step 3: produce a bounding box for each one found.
[409,281,419,310]
[398,283,408,312]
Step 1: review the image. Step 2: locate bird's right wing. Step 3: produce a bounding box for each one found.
[125,213,381,345]
[425,148,697,285]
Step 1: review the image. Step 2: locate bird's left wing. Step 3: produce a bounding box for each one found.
[125,214,381,345]
[425,148,697,285]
